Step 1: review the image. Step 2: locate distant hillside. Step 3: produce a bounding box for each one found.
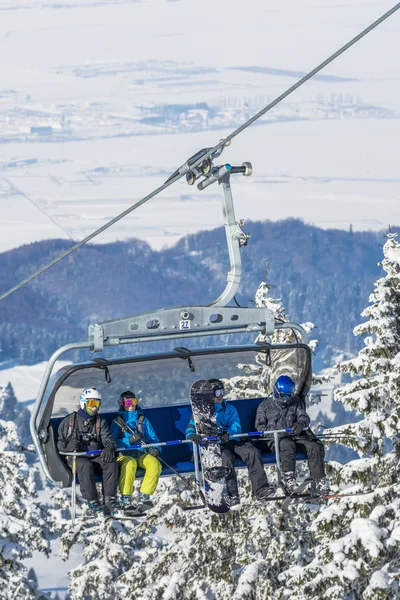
[0,219,387,368]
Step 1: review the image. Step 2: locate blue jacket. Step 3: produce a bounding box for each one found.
[110,407,161,457]
[185,400,241,439]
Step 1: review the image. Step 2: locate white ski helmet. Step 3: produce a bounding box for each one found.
[80,387,102,410]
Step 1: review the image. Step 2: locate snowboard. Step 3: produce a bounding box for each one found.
[189,379,230,514]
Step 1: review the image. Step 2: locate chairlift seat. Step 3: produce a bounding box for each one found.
[50,396,307,486]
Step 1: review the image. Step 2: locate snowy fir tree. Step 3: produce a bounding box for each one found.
[0,385,62,600]
[224,269,330,401]
[0,382,31,445]
[279,232,400,599]
[59,249,400,599]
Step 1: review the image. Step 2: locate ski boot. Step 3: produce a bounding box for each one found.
[225,494,240,510]
[137,492,154,513]
[119,494,138,516]
[87,499,103,518]
[255,486,276,501]
[282,471,298,496]
[310,477,329,498]
[104,496,118,518]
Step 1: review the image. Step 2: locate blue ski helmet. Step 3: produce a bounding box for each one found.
[274,375,295,399]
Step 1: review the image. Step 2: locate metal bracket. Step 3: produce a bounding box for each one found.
[89,306,275,351]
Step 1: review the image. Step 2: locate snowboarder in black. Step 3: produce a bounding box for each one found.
[255,375,327,496]
[57,387,118,516]
[187,378,275,508]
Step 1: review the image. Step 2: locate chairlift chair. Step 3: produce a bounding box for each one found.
[29,144,312,496]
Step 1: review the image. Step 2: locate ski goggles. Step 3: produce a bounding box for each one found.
[122,397,138,408]
[86,399,101,408]
[214,388,224,398]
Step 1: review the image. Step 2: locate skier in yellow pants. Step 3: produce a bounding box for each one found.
[110,390,162,513]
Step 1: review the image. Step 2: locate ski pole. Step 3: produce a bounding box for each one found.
[113,417,197,489]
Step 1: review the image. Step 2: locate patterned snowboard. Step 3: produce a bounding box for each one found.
[190,379,230,514]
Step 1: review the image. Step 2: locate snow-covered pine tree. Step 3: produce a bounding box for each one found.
[280,231,400,599]
[224,269,329,400]
[0,384,60,600]
[0,382,31,445]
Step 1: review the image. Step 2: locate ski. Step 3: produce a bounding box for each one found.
[189,379,230,514]
[282,479,313,510]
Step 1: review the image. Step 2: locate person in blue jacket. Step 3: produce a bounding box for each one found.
[186,379,274,508]
[110,390,162,511]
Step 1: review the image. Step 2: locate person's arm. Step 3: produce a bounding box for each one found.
[226,404,241,436]
[255,401,267,432]
[295,401,310,428]
[185,418,197,440]
[57,417,69,452]
[143,418,162,455]
[109,419,122,443]
[99,419,116,449]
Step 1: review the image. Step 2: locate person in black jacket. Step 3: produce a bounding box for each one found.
[57,387,118,516]
[255,375,327,496]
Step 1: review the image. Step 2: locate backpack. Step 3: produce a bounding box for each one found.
[66,412,101,442]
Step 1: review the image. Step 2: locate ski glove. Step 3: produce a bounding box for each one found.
[148,448,160,457]
[291,422,305,436]
[101,445,115,463]
[218,431,230,443]
[129,432,142,444]
[188,433,203,444]
[65,437,80,453]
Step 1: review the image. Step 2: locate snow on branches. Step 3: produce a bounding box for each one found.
[333,232,400,457]
[0,384,60,600]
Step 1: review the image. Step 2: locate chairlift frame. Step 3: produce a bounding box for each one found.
[30,143,309,495]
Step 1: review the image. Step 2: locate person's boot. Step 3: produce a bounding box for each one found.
[120,494,138,515]
[225,493,241,509]
[282,471,298,496]
[87,499,103,518]
[137,492,154,512]
[104,496,118,517]
[311,477,329,498]
[255,486,276,501]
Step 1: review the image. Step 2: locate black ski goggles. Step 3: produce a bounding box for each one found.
[214,388,224,398]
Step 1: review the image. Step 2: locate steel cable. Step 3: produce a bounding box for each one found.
[1,2,399,303]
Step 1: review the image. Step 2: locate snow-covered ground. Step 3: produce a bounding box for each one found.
[0,0,399,252]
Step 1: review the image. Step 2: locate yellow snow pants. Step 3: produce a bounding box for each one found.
[117,454,162,495]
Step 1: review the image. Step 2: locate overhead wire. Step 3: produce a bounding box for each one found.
[1,2,399,303]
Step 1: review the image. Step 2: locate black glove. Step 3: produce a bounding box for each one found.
[188,433,203,444]
[291,422,305,436]
[101,445,115,463]
[129,432,142,444]
[148,448,160,457]
[218,431,230,443]
[65,437,80,453]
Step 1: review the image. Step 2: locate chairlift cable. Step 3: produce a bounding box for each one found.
[1,2,399,304]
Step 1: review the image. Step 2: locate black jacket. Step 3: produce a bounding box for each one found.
[57,409,116,453]
[255,395,310,432]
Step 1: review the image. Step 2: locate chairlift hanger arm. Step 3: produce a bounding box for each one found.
[1,3,399,303]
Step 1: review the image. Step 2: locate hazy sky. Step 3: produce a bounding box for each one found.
[0,0,399,252]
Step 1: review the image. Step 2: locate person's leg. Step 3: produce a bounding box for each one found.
[117,455,137,496]
[92,455,119,510]
[296,438,325,480]
[278,437,298,494]
[221,446,239,497]
[76,457,97,501]
[137,454,162,496]
[231,442,269,495]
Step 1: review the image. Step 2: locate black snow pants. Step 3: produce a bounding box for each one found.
[222,441,268,497]
[74,455,119,501]
[264,434,325,479]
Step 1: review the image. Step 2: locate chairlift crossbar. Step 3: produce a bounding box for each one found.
[58,427,321,458]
